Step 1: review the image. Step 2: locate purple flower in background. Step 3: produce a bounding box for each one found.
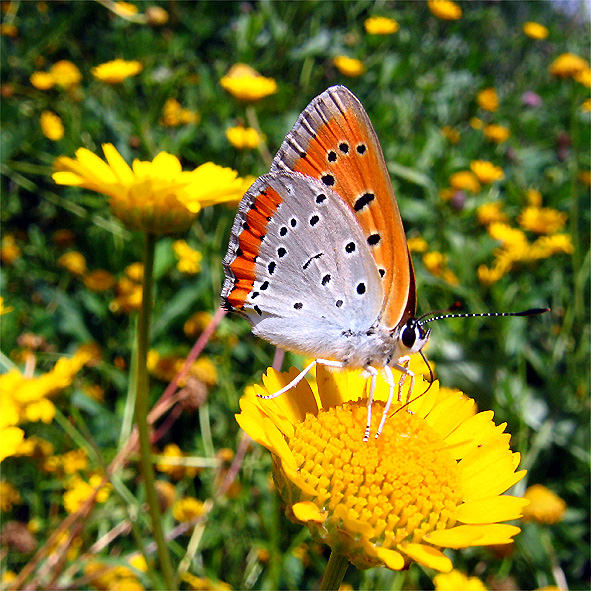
[522,91,542,107]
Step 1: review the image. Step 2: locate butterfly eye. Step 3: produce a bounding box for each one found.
[401,325,416,348]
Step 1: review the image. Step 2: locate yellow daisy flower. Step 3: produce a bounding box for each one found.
[172,496,205,522]
[40,111,64,141]
[91,59,143,84]
[477,201,508,226]
[161,98,200,126]
[50,60,82,89]
[364,16,399,35]
[549,53,589,78]
[220,64,277,102]
[407,236,429,253]
[477,88,499,112]
[483,124,510,144]
[423,251,458,285]
[173,239,202,274]
[434,569,488,590]
[526,189,543,206]
[236,365,528,572]
[428,0,462,20]
[522,484,566,524]
[574,67,591,87]
[333,56,366,78]
[83,269,117,291]
[226,125,263,149]
[470,160,505,184]
[517,206,567,234]
[449,171,481,193]
[522,22,549,40]
[53,144,248,234]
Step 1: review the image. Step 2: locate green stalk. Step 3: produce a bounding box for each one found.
[136,232,176,589]
[319,550,349,591]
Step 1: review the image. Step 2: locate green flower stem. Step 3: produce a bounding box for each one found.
[136,232,176,589]
[320,550,350,591]
[246,104,273,168]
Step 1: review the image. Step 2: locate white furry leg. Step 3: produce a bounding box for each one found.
[363,365,379,442]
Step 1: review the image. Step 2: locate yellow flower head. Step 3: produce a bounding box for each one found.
[428,0,462,20]
[0,480,22,511]
[237,365,527,572]
[470,117,484,129]
[184,311,212,338]
[30,71,55,90]
[549,53,589,78]
[1,234,21,265]
[477,87,499,112]
[40,111,64,141]
[470,160,504,184]
[477,201,508,226]
[53,144,248,234]
[333,56,366,78]
[434,569,488,591]
[441,126,460,144]
[484,123,510,144]
[523,22,549,40]
[529,234,574,258]
[526,189,543,206]
[226,125,263,150]
[522,484,566,524]
[83,269,117,291]
[407,236,429,253]
[155,443,199,480]
[58,251,87,275]
[50,60,82,89]
[63,474,111,514]
[172,496,205,522]
[449,170,481,193]
[220,64,277,102]
[364,16,399,35]
[422,251,458,285]
[91,59,142,84]
[574,67,591,87]
[173,239,202,274]
[517,206,567,234]
[161,98,200,127]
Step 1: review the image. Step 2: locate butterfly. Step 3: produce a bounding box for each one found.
[222,85,547,440]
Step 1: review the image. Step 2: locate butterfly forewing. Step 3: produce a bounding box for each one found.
[270,85,415,329]
[222,172,384,359]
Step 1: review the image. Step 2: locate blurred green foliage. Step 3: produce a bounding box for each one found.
[1,1,589,590]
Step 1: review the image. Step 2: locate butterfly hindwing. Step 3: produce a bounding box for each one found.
[270,85,416,329]
[222,172,383,359]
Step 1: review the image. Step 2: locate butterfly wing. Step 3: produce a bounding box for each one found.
[222,172,383,360]
[270,85,416,329]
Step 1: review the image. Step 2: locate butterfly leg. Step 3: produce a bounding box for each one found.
[392,356,414,405]
[374,365,396,439]
[257,358,344,400]
[363,365,379,442]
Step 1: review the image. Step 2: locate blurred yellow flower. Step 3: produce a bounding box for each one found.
[220,64,277,102]
[526,188,543,206]
[470,160,504,183]
[91,59,142,83]
[428,0,462,20]
[484,124,510,144]
[441,125,460,144]
[549,53,589,78]
[237,365,527,572]
[423,251,458,285]
[522,484,566,524]
[125,262,144,282]
[574,67,591,87]
[155,443,199,480]
[63,474,111,513]
[173,239,202,274]
[58,251,88,275]
[15,435,54,459]
[161,98,200,126]
[192,357,218,387]
[522,22,549,40]
[0,481,22,511]
[488,223,529,257]
[31,60,82,90]
[1,234,21,264]
[53,144,248,234]
[226,125,262,149]
[477,87,499,112]
[30,71,55,90]
[517,206,567,234]
[582,99,591,112]
[172,496,205,522]
[40,110,64,141]
[529,234,574,258]
[407,236,429,253]
[181,573,232,591]
[434,569,488,591]
[83,269,117,291]
[110,276,142,313]
[184,311,213,338]
[470,117,484,129]
[146,5,169,25]
[449,170,481,193]
[1,23,17,37]
[477,201,507,226]
[364,16,399,35]
[61,448,89,475]
[333,55,366,77]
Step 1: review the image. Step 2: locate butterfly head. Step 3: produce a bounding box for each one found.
[397,318,431,355]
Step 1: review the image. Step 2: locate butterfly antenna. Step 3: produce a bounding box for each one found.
[391,350,435,417]
[417,307,550,327]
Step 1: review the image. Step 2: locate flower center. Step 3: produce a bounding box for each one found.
[288,400,461,548]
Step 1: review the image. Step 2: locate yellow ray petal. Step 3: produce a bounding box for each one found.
[401,543,453,572]
[425,523,521,548]
[457,495,530,523]
[425,391,475,438]
[292,501,326,523]
[374,546,405,570]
